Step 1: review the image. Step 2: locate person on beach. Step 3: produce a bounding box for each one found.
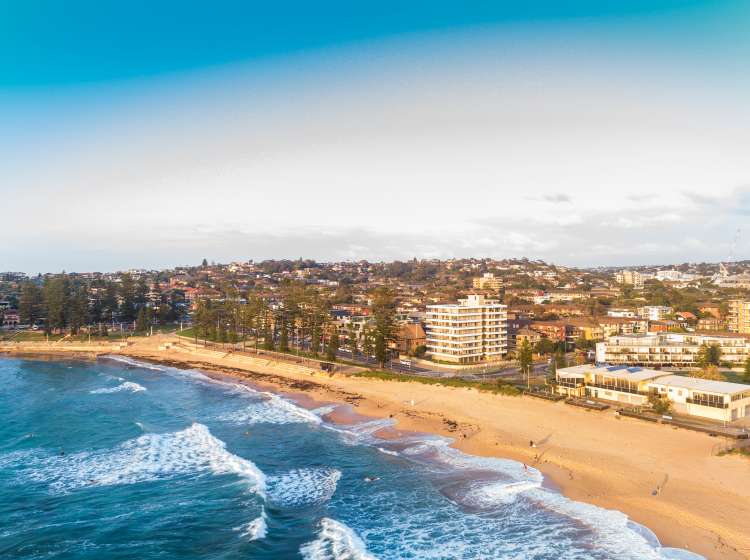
[529,440,536,448]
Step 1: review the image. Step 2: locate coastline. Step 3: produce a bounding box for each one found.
[3,339,749,559]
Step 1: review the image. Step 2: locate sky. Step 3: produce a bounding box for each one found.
[2,1,750,273]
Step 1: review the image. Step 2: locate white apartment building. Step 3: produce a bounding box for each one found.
[615,270,644,288]
[472,273,503,291]
[607,309,637,318]
[556,365,750,423]
[596,332,750,367]
[426,294,508,364]
[728,299,750,334]
[637,305,673,321]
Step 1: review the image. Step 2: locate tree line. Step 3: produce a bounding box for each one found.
[191,283,398,367]
[16,273,182,335]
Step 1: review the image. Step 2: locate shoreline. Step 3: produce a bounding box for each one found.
[3,340,749,559]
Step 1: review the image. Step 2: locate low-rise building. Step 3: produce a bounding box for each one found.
[556,365,750,422]
[596,332,750,367]
[637,305,673,321]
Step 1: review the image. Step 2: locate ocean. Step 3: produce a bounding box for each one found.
[0,356,703,560]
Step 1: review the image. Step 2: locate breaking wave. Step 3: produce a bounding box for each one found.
[19,423,266,495]
[300,518,377,560]
[217,392,323,425]
[90,381,146,394]
[235,509,268,541]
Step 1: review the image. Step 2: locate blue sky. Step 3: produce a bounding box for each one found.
[3,1,750,272]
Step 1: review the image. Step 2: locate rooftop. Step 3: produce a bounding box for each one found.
[557,364,666,382]
[649,374,750,395]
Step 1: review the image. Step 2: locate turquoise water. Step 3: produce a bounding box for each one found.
[0,356,702,560]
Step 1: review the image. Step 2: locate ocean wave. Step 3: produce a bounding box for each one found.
[21,423,266,495]
[235,509,268,541]
[300,518,377,560]
[101,355,165,371]
[90,381,146,394]
[267,468,341,507]
[217,392,323,425]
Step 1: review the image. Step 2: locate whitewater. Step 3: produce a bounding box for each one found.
[0,356,703,560]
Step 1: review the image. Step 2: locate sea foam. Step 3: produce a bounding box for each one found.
[22,423,266,495]
[235,509,268,541]
[267,468,341,507]
[217,392,323,425]
[299,518,377,560]
[90,381,146,394]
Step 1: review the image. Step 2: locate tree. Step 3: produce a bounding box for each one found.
[135,307,150,333]
[648,393,672,415]
[326,326,340,362]
[278,314,290,352]
[744,357,750,384]
[696,343,721,368]
[690,365,726,381]
[119,274,137,322]
[372,288,396,368]
[414,344,427,358]
[18,281,43,327]
[43,274,70,334]
[362,326,374,356]
[202,258,209,268]
[554,349,568,369]
[518,338,533,377]
[69,285,89,335]
[534,338,555,356]
[348,328,358,354]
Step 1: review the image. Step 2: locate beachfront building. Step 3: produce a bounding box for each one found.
[555,364,664,406]
[596,332,750,367]
[425,294,508,364]
[556,365,750,422]
[648,375,750,422]
[727,299,750,334]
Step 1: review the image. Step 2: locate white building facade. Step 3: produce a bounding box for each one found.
[426,294,508,364]
[596,332,750,367]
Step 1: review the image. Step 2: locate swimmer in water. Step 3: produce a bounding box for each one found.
[364,476,380,483]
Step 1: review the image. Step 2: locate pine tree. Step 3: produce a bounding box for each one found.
[18,281,43,327]
[135,308,149,333]
[119,274,136,322]
[326,326,340,362]
[279,317,289,352]
[372,288,396,368]
[518,339,533,377]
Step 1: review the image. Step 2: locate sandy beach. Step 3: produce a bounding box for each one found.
[3,335,749,559]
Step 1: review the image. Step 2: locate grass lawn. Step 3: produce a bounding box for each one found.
[353,370,521,396]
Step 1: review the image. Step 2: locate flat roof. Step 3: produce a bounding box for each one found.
[557,364,665,382]
[648,375,750,395]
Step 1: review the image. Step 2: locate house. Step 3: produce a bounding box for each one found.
[396,323,426,355]
[2,309,19,329]
[515,327,542,348]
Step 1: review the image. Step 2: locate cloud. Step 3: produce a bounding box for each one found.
[541,193,572,203]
